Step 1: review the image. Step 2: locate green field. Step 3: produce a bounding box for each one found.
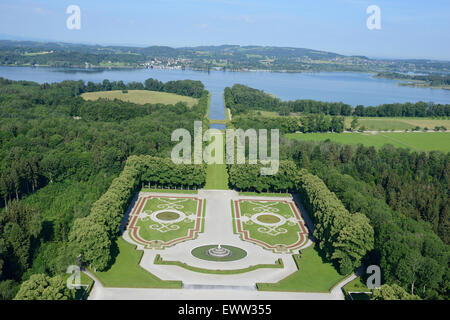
[91,238,182,288]
[257,246,347,292]
[81,90,198,107]
[345,117,450,131]
[286,132,450,152]
[204,131,229,190]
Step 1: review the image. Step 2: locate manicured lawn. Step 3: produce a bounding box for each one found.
[155,254,283,275]
[135,197,202,242]
[204,129,229,190]
[205,163,229,190]
[91,238,182,288]
[239,191,292,198]
[257,245,348,292]
[81,90,198,107]
[231,200,236,233]
[285,132,450,152]
[235,200,303,247]
[141,188,198,194]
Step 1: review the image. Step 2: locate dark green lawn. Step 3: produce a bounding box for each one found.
[91,238,182,288]
[257,245,347,292]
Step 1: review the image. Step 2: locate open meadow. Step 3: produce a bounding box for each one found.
[344,117,450,131]
[285,132,450,152]
[81,90,199,107]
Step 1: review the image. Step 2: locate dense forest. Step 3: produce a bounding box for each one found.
[226,141,449,299]
[224,84,450,117]
[0,75,448,300]
[231,113,345,133]
[376,72,450,87]
[0,77,208,299]
[281,139,449,299]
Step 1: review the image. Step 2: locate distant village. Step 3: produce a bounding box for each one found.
[141,57,190,70]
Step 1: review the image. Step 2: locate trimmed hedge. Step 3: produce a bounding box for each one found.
[296,169,374,274]
[69,155,206,271]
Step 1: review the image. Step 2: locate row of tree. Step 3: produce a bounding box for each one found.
[68,155,206,271]
[227,161,298,192]
[227,161,374,274]
[143,78,205,98]
[296,169,374,274]
[224,84,450,117]
[141,156,207,189]
[224,85,353,116]
[354,102,450,117]
[231,113,345,134]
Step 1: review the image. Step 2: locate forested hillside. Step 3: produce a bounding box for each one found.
[0,77,208,299]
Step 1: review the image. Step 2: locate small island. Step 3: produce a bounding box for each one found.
[375,72,450,90]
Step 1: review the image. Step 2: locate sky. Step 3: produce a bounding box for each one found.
[0,0,449,60]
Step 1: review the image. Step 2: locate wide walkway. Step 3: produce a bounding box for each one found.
[123,190,305,286]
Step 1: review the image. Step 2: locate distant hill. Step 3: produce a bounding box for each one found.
[0,40,448,73]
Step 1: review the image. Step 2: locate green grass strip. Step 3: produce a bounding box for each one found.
[239,191,292,198]
[230,200,237,234]
[257,245,348,292]
[200,199,206,233]
[154,254,283,275]
[141,188,198,194]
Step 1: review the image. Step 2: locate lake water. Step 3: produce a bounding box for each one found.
[1,66,450,125]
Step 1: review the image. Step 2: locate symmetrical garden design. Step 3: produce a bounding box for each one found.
[233,199,308,253]
[127,195,204,249]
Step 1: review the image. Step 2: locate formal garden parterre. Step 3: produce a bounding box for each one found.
[127,194,205,249]
[233,199,308,253]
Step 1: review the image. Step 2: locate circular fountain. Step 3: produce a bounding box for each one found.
[191,245,247,262]
[207,244,232,258]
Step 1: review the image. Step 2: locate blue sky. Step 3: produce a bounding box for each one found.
[0,0,449,60]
